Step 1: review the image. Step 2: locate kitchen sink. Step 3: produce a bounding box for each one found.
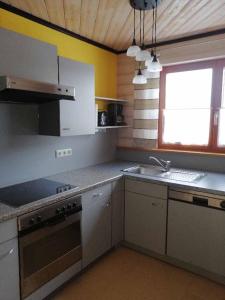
[122,165,205,183]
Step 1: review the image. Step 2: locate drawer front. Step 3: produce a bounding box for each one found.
[125,178,167,199]
[0,218,17,244]
[82,184,112,210]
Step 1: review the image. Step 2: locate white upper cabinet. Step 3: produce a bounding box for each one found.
[58,57,95,136]
[0,28,58,84]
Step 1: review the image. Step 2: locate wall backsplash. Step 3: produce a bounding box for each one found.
[0,103,117,188]
[117,148,225,173]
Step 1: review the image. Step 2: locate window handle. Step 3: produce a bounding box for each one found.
[214,110,219,126]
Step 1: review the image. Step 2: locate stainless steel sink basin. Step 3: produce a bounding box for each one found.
[122,165,205,183]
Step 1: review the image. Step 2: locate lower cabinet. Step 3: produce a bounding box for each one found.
[167,199,225,277]
[112,179,125,247]
[82,179,125,268]
[82,184,112,268]
[125,191,167,255]
[0,219,20,300]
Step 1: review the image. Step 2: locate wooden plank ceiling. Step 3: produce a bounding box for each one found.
[1,0,225,52]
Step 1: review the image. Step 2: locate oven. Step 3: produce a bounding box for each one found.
[18,195,82,299]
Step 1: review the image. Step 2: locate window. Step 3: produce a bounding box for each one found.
[159,59,225,153]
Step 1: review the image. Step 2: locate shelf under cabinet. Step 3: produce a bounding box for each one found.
[95,96,128,103]
[96,125,129,131]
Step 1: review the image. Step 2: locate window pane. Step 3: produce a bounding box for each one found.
[218,109,225,146]
[162,68,213,146]
[221,69,225,108]
[163,109,211,145]
[165,69,212,109]
[218,69,225,146]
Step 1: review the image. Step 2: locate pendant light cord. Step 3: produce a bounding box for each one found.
[143,10,145,48]
[139,9,142,47]
[152,7,155,45]
[154,0,158,53]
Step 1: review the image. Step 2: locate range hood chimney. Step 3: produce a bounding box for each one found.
[0,76,75,103]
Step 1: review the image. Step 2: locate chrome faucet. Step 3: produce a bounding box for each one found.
[149,156,171,172]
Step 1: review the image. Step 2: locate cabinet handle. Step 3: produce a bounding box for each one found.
[152,202,158,207]
[0,248,14,260]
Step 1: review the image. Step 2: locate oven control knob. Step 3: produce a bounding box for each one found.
[62,206,66,211]
[72,202,77,208]
[37,215,42,222]
[56,208,61,214]
[29,218,35,225]
[220,201,225,209]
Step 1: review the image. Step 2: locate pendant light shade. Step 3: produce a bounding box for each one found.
[127,38,141,57]
[136,49,151,61]
[135,10,150,62]
[147,54,162,72]
[142,68,151,78]
[132,68,147,84]
[127,0,162,84]
[127,8,140,57]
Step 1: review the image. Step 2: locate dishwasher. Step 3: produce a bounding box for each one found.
[167,188,225,277]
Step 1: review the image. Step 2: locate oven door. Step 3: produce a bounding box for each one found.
[19,212,81,299]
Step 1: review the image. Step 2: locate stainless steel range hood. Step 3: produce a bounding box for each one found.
[0,76,75,103]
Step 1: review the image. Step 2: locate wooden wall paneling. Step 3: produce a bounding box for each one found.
[119,0,171,51]
[114,6,146,51]
[92,0,117,43]
[45,0,65,27]
[134,119,158,129]
[64,0,81,33]
[134,99,159,110]
[2,0,225,51]
[159,34,225,65]
[103,0,131,48]
[173,1,225,39]
[156,0,190,40]
[23,0,49,21]
[183,1,225,34]
[162,0,209,39]
[117,54,135,145]
[80,0,99,39]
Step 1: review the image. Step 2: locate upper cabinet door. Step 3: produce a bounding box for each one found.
[58,57,95,135]
[0,28,58,84]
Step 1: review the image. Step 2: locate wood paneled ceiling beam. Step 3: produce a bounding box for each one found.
[1,1,225,55]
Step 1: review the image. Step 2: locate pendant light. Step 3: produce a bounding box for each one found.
[136,10,151,62]
[145,6,155,68]
[147,0,162,72]
[127,8,140,57]
[132,63,147,84]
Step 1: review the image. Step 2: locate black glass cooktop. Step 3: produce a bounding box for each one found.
[0,178,77,208]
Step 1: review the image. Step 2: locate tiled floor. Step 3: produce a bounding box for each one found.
[52,247,225,300]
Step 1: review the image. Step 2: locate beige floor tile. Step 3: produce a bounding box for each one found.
[52,247,225,300]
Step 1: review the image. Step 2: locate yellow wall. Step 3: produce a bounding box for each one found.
[0,8,117,105]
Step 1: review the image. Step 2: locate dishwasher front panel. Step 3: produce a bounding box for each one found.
[167,199,225,276]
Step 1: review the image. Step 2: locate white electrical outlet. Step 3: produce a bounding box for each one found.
[55,148,72,158]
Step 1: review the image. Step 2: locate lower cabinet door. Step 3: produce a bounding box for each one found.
[0,238,20,300]
[112,189,124,246]
[125,191,167,255]
[167,199,225,276]
[82,188,112,268]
